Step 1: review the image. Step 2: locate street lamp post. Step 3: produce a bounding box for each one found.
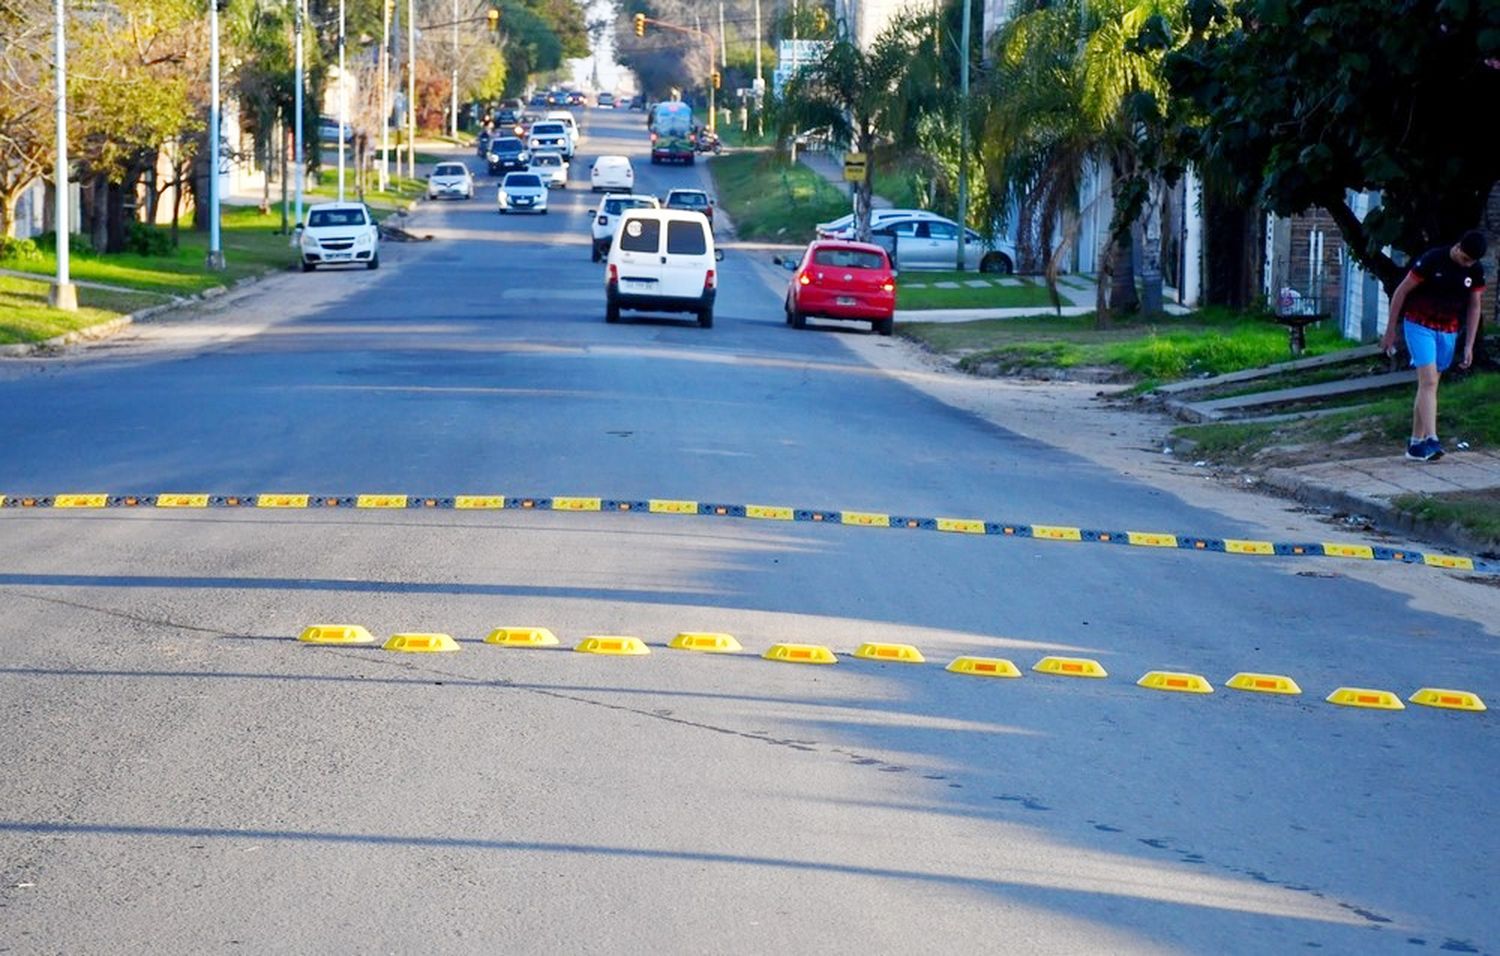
[294,0,305,224]
[337,0,347,202]
[955,0,971,271]
[49,0,76,311]
[407,0,415,179]
[450,0,459,138]
[380,0,390,191]
[207,0,225,271]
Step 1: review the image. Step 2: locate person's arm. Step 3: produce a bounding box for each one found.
[1382,272,1421,351]
[1460,287,1484,368]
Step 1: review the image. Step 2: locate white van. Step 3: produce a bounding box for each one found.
[605,209,723,327]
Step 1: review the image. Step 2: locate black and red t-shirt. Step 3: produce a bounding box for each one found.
[1402,247,1487,332]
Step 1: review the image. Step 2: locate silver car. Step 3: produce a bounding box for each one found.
[497,172,548,215]
[869,216,1016,273]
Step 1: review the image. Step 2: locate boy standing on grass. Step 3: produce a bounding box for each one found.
[1380,230,1488,461]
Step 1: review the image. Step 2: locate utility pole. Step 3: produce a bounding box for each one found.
[450,0,459,138]
[754,0,763,135]
[337,0,347,201]
[49,0,75,310]
[207,0,225,270]
[955,0,971,270]
[407,0,416,178]
[380,0,390,191]
[719,1,727,67]
[294,0,305,223]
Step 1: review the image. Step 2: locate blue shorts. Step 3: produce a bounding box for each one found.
[1404,320,1456,371]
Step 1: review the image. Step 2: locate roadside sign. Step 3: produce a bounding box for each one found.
[843,152,867,182]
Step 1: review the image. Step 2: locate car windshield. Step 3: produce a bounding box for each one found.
[604,198,654,215]
[307,208,367,228]
[494,138,522,151]
[533,154,560,167]
[505,175,542,188]
[669,193,708,208]
[813,248,887,270]
[533,124,565,135]
[433,164,467,177]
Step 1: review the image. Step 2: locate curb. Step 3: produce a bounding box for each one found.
[0,267,288,359]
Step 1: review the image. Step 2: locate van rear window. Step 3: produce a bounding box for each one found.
[666,220,707,255]
[813,248,886,270]
[619,217,661,253]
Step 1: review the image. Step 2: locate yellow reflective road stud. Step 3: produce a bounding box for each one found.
[55,494,108,508]
[455,496,505,509]
[1127,532,1178,548]
[575,635,650,655]
[936,518,985,534]
[746,504,794,520]
[1137,671,1214,694]
[841,511,890,527]
[156,494,210,508]
[762,643,837,664]
[1326,687,1405,710]
[1031,525,1083,541]
[1224,539,1276,555]
[257,494,309,509]
[298,624,375,644]
[1424,554,1476,570]
[1226,672,1303,695]
[649,499,699,514]
[946,656,1022,678]
[669,632,743,653]
[552,497,602,511]
[853,642,924,663]
[356,494,408,509]
[1408,688,1487,712]
[1033,656,1108,678]
[383,632,460,653]
[485,627,560,647]
[1323,543,1374,560]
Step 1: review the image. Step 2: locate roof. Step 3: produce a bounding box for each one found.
[809,238,890,255]
[306,201,369,212]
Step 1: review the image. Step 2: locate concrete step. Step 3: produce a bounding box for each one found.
[1168,370,1414,423]
[1153,344,1387,398]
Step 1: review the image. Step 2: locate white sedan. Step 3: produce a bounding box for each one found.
[590,155,634,192]
[426,161,474,200]
[530,151,569,189]
[298,201,379,271]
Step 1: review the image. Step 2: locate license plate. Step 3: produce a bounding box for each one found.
[836,296,857,306]
[621,279,656,291]
[515,198,532,205]
[324,253,352,261]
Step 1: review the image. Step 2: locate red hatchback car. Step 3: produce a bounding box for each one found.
[781,240,897,335]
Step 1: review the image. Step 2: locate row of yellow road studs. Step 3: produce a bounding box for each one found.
[297,626,1486,713]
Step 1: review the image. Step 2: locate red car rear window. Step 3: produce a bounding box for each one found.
[813,248,887,270]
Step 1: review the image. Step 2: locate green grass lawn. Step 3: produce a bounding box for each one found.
[708,151,850,243]
[898,272,1057,311]
[2,206,295,299]
[0,275,169,345]
[902,307,1355,386]
[1391,490,1500,545]
[306,172,427,217]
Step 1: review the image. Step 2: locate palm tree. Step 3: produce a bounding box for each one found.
[979,0,1184,323]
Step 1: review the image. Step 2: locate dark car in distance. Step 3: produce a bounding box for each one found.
[486,136,530,175]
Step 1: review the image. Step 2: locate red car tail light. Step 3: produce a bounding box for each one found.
[881,280,895,292]
[797,273,811,285]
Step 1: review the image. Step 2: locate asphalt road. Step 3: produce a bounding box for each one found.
[1,109,1496,954]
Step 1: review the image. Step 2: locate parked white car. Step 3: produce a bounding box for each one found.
[530,150,569,188]
[497,172,548,214]
[590,193,659,261]
[426,161,474,200]
[298,201,379,271]
[590,155,635,193]
[527,121,571,159]
[605,208,723,327]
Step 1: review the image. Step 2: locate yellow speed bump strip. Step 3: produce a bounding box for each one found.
[1408,688,1487,712]
[575,635,650,655]
[936,518,986,534]
[746,505,794,520]
[1137,671,1214,694]
[257,494,309,509]
[1033,656,1108,678]
[649,499,699,514]
[763,643,837,664]
[485,627,560,647]
[157,494,210,508]
[356,494,408,509]
[1225,539,1277,555]
[1326,687,1405,710]
[946,657,1022,678]
[1127,532,1179,548]
[55,494,108,508]
[298,624,375,644]
[552,497,602,511]
[384,632,460,653]
[1226,672,1303,695]
[669,632,743,653]
[455,496,506,509]
[853,642,925,663]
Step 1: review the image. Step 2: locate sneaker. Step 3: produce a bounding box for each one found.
[1405,438,1443,461]
[1426,438,1445,461]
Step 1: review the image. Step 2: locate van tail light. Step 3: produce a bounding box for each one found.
[608,264,618,283]
[704,269,716,290]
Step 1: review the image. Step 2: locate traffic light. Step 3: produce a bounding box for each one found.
[633,13,645,36]
[711,71,721,90]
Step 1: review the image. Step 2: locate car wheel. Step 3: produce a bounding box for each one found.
[698,307,713,329]
[874,318,893,336]
[367,253,380,270]
[980,252,1014,275]
[606,297,620,324]
[790,304,807,330]
[591,244,601,263]
[301,260,316,273]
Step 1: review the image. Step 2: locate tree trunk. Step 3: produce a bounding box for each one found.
[1095,229,1116,329]
[1109,232,1138,314]
[86,176,108,252]
[0,189,19,238]
[105,179,128,254]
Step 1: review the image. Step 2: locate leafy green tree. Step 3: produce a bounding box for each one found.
[0,0,53,239]
[1166,0,1500,292]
